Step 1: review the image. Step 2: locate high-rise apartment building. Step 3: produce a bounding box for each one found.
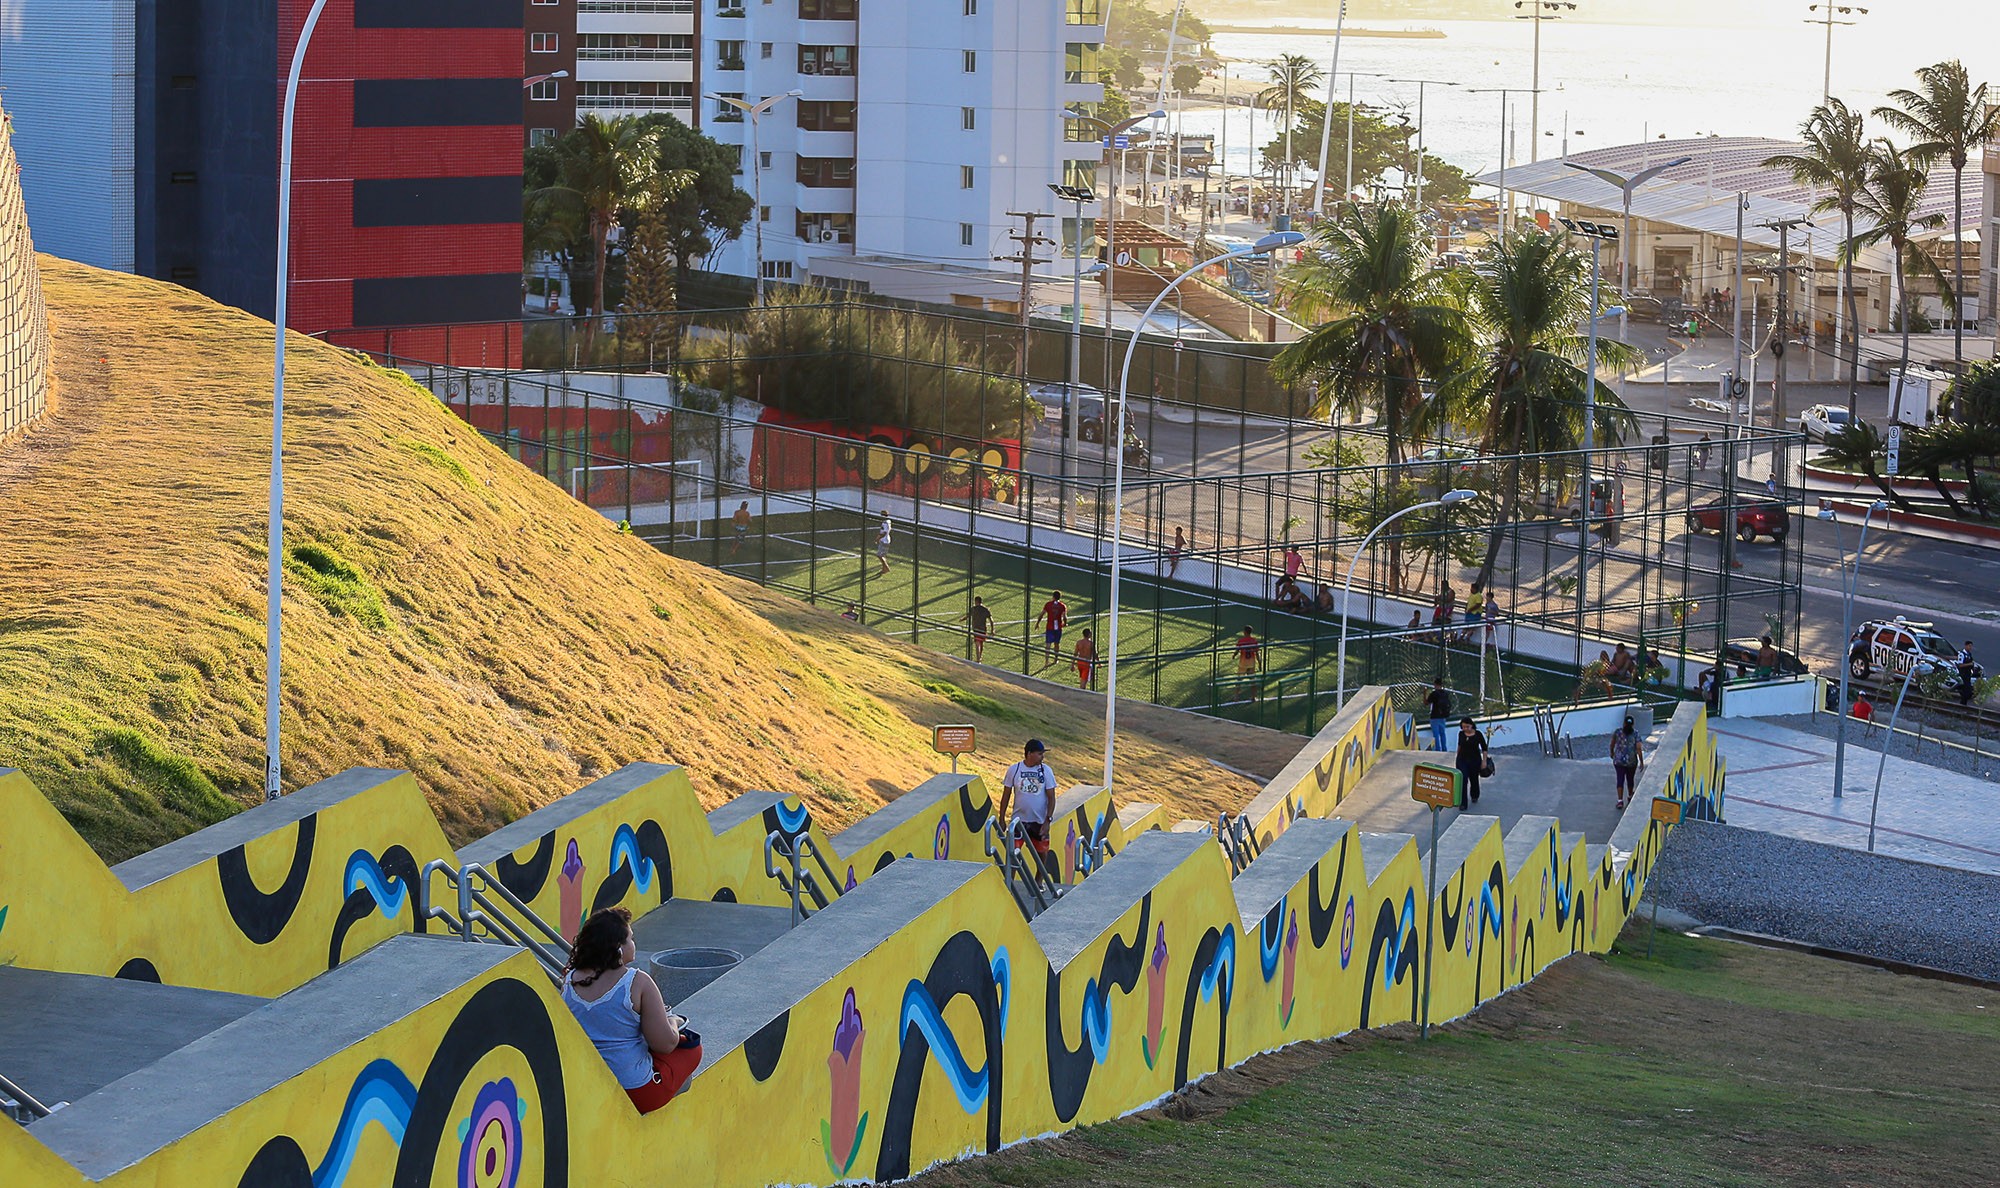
[0,0,523,361]
[692,0,1103,288]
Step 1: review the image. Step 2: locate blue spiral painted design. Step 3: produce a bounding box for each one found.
[773,797,811,836]
[1258,903,1285,982]
[312,1058,416,1188]
[1383,892,1417,991]
[1080,977,1112,1063]
[991,948,1011,1041]
[897,979,991,1114]
[344,851,408,919]
[1199,925,1236,1004]
[1478,877,1503,941]
[608,824,657,896]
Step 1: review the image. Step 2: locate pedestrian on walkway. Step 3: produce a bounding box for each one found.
[998,739,1057,866]
[1037,590,1069,672]
[1455,718,1489,805]
[1610,716,1644,809]
[1074,629,1097,689]
[1426,679,1452,752]
[875,513,893,576]
[961,595,993,662]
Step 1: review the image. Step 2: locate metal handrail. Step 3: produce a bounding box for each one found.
[464,864,573,959]
[765,831,831,927]
[0,1070,52,1122]
[418,859,571,982]
[982,819,1059,917]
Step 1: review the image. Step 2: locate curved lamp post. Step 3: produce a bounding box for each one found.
[708,89,803,307]
[1820,498,1887,800]
[1101,230,1304,792]
[1336,490,1479,708]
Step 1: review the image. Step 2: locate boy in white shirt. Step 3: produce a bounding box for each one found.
[998,738,1057,862]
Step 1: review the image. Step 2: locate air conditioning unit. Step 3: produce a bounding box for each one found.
[819,229,838,244]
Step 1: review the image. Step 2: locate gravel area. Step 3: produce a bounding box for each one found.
[1650,820,2000,983]
[1750,712,2000,786]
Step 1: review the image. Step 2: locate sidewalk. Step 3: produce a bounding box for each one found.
[1708,718,2000,876]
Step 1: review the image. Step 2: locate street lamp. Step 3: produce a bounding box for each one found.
[1065,106,1165,360]
[522,70,570,89]
[1557,216,1617,668]
[1386,77,1458,213]
[1513,1,1575,162]
[1819,499,1886,799]
[1102,230,1305,791]
[1336,490,1480,707]
[1309,0,1351,220]
[1050,181,1103,520]
[1807,4,1868,103]
[1564,155,1692,352]
[707,89,803,307]
[1467,86,1540,238]
[1868,656,1920,853]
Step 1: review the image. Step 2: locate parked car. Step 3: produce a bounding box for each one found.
[1027,383,1119,442]
[1799,403,1853,441]
[1723,638,1810,679]
[1685,499,1790,543]
[1847,617,1956,683]
[1622,294,1667,324]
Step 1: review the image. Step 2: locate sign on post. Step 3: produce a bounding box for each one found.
[1650,796,1683,825]
[1102,135,1131,149]
[1885,424,1902,476]
[1411,763,1464,810]
[933,724,976,774]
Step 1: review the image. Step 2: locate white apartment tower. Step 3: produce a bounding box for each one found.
[571,0,700,124]
[696,0,1105,285]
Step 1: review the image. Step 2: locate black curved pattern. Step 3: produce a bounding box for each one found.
[710,886,739,903]
[1045,896,1149,1122]
[1471,861,1506,1004]
[393,977,569,1188]
[744,1010,789,1082]
[956,783,993,835]
[870,849,899,876]
[1359,897,1418,1029]
[1306,834,1350,949]
[1439,871,1466,952]
[1519,921,1537,985]
[493,831,555,902]
[235,1135,314,1188]
[1171,927,1232,1091]
[217,814,318,946]
[115,957,162,983]
[328,846,421,970]
[874,931,1003,1182]
[590,820,673,914]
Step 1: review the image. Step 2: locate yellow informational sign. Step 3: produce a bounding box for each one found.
[1411,763,1463,809]
[1651,796,1684,825]
[932,724,977,755]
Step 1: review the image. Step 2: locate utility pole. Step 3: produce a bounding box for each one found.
[1806,4,1868,103]
[1760,216,1810,435]
[999,211,1056,383]
[1513,0,1575,163]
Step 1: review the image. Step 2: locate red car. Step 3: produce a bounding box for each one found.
[1686,500,1789,543]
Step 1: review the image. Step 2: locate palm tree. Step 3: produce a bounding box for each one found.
[1273,203,1469,465]
[531,115,650,341]
[1259,54,1325,214]
[1875,60,2000,382]
[1457,228,1638,585]
[1763,99,1871,416]
[1847,139,1950,386]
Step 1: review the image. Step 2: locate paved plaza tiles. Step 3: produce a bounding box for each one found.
[1705,718,2000,877]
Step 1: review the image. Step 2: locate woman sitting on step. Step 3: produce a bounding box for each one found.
[561,907,703,1113]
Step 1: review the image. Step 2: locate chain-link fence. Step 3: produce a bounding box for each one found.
[392,357,1805,734]
[0,109,51,446]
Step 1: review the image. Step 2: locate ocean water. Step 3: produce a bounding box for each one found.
[1169,14,2000,185]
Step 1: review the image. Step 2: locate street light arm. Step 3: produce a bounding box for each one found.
[1335,492,1475,707]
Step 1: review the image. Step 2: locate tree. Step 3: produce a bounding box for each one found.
[1258,54,1324,211]
[1456,228,1638,586]
[622,176,693,364]
[529,115,650,349]
[1819,421,1919,514]
[1875,60,2000,379]
[1172,62,1204,93]
[1098,87,1133,126]
[1847,139,1950,386]
[1106,0,1211,53]
[1273,99,1471,210]
[636,114,753,281]
[1763,99,1873,416]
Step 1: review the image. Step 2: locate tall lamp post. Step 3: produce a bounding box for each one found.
[1512,0,1575,163]
[1336,491,1479,707]
[1102,230,1304,791]
[1807,4,1868,103]
[1819,499,1887,799]
[707,89,802,307]
[1050,181,1104,522]
[1386,77,1458,214]
[1557,216,1618,668]
[1309,0,1350,220]
[1564,155,1692,358]
[1066,107,1165,373]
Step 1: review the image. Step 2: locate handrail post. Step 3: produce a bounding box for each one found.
[457,861,477,941]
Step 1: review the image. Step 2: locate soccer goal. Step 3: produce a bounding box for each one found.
[567,459,707,536]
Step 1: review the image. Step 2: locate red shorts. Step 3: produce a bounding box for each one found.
[1015,820,1053,854]
[627,1044,703,1114]
[1076,660,1094,683]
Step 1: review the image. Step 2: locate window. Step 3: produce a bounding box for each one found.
[759,150,772,169]
[961,106,975,130]
[761,261,794,280]
[577,33,693,60]
[799,45,854,75]
[1063,115,1097,142]
[1065,0,1102,23]
[529,32,558,53]
[530,78,560,101]
[960,165,974,189]
[717,0,744,14]
[960,223,974,246]
[1063,42,1100,84]
[796,157,857,186]
[578,81,693,109]
[714,91,746,120]
[717,40,745,69]
[796,100,857,131]
[963,50,976,72]
[796,213,854,242]
[531,0,557,6]
[963,0,975,12]
[529,127,559,146]
[760,205,771,222]
[761,42,773,57]
[798,0,857,16]
[1061,159,1096,190]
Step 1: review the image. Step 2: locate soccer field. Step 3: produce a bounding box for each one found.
[657,511,1581,734]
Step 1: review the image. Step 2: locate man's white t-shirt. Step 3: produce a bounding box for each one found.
[1002,761,1057,823]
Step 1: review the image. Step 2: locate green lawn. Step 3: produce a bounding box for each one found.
[654,511,1581,733]
[915,923,2000,1187]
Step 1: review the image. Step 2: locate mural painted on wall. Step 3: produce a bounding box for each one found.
[751,410,1023,504]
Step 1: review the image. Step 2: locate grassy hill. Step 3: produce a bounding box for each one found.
[0,259,1295,861]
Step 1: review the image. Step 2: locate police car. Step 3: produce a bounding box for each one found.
[1847,617,1955,683]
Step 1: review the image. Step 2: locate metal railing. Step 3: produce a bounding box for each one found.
[0,1070,53,1124]
[982,819,1066,919]
[1218,812,1263,875]
[763,831,838,926]
[419,860,573,981]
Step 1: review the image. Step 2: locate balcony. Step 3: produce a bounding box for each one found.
[799,0,856,16]
[795,157,855,187]
[579,0,693,11]
[798,47,855,77]
[716,56,745,71]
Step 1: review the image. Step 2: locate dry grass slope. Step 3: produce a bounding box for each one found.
[0,259,1290,861]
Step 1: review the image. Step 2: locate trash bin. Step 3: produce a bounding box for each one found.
[649,947,744,1004]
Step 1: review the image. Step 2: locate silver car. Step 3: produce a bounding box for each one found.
[1799,404,1853,442]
